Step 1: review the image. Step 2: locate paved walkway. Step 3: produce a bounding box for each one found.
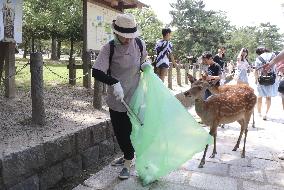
[73,76,284,190]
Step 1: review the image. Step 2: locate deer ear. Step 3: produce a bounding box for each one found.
[187,73,196,83]
[201,75,207,81]
[197,85,203,90]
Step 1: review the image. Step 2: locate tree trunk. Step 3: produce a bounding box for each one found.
[23,40,28,59]
[57,40,61,60]
[51,35,58,60]
[69,38,74,60]
[31,37,35,53]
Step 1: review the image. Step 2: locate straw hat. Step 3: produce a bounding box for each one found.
[111,13,139,38]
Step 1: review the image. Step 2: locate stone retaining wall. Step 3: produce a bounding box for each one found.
[0,120,119,190]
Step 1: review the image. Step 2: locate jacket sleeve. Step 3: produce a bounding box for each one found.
[92,68,118,85]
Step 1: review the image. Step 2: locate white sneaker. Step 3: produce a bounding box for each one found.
[263,115,267,120]
[278,152,284,160]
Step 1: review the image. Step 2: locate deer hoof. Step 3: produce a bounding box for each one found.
[232,147,238,151]
[209,153,216,158]
[241,153,245,158]
[198,160,205,168]
[198,163,204,168]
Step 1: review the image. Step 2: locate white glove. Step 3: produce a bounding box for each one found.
[112,82,124,101]
[141,60,152,71]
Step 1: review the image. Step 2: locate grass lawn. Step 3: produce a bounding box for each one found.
[14,58,85,91]
[2,58,193,92]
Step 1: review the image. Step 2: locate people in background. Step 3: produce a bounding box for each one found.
[154,28,177,82]
[213,47,226,71]
[235,48,250,84]
[201,51,222,99]
[254,47,278,120]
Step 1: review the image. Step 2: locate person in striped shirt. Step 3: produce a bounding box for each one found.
[154,28,177,82]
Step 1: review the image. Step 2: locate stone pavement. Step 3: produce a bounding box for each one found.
[73,77,284,190]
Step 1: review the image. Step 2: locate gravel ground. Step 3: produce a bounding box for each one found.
[0,85,109,156]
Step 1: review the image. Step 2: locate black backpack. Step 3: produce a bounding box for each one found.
[279,80,284,94]
[107,38,143,76]
[257,55,276,86]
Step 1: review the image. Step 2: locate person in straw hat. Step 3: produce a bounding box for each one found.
[92,13,150,179]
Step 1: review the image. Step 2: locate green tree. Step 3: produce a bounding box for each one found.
[126,7,163,56]
[22,0,83,59]
[256,22,283,52]
[225,26,259,62]
[170,0,231,59]
[225,23,283,63]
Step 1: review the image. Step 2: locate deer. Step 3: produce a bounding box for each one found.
[187,73,255,128]
[184,78,257,168]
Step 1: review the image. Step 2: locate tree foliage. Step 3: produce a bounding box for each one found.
[22,0,82,57]
[22,0,283,62]
[170,0,231,59]
[126,7,163,56]
[225,23,283,63]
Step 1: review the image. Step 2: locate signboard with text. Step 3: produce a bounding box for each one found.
[87,2,120,51]
[0,0,23,43]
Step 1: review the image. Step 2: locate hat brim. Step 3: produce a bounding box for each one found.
[111,24,139,39]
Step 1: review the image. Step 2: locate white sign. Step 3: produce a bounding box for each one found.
[0,0,23,43]
[87,2,120,51]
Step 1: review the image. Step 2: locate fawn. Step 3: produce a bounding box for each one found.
[184,78,257,168]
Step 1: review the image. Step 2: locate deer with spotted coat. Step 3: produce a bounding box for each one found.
[184,78,257,168]
[187,73,256,128]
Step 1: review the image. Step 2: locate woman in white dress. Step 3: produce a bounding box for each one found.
[254,47,278,120]
[236,48,250,84]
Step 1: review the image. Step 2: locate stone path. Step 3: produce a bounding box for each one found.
[73,75,284,190]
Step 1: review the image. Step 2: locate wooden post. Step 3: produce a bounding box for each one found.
[30,53,45,125]
[82,0,91,88]
[185,63,189,85]
[0,42,5,86]
[193,63,197,78]
[68,57,76,85]
[93,79,103,109]
[176,64,182,86]
[83,51,91,88]
[4,42,16,98]
[168,62,173,90]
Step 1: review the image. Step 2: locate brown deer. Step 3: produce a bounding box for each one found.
[187,73,255,128]
[184,79,257,168]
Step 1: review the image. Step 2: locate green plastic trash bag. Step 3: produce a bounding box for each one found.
[128,66,213,185]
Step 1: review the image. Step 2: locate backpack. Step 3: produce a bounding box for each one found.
[279,80,284,94]
[257,55,276,86]
[107,38,143,76]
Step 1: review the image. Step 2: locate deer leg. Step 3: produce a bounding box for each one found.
[210,133,217,158]
[198,144,209,168]
[233,120,244,151]
[209,126,217,158]
[242,113,251,158]
[252,111,255,128]
[241,128,249,158]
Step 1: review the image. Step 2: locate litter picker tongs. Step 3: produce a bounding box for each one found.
[121,99,143,126]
